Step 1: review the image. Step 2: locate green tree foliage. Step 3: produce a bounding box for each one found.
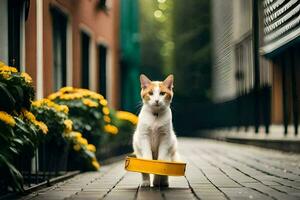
[173,0,211,101]
[139,0,173,80]
[139,0,211,101]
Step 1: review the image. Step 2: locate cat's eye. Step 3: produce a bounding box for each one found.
[149,91,153,95]
[160,92,165,96]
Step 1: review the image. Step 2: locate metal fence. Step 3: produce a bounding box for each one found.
[0,139,71,196]
[173,86,271,135]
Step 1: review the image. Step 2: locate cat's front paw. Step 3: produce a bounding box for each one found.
[141,180,150,187]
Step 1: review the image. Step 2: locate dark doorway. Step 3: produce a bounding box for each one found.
[51,7,67,91]
[98,45,107,97]
[81,32,90,89]
[8,0,25,70]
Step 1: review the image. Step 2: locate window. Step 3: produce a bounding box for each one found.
[51,7,68,91]
[8,0,27,70]
[0,0,8,63]
[97,0,111,11]
[235,35,253,94]
[98,45,107,97]
[81,31,90,89]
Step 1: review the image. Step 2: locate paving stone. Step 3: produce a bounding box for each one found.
[243,182,300,200]
[161,189,195,200]
[136,188,164,200]
[68,191,107,199]
[104,191,137,200]
[221,187,273,200]
[271,185,300,197]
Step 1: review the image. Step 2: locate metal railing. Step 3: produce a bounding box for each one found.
[0,139,71,195]
[173,86,271,134]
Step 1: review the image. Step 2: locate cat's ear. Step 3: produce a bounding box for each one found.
[140,74,151,89]
[163,74,174,90]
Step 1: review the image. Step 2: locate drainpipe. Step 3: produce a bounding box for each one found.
[252,0,260,133]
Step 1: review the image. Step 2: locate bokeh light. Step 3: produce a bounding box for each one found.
[154,10,163,18]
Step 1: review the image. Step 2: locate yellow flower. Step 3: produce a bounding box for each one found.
[21,109,48,134]
[0,71,10,79]
[59,94,74,100]
[74,132,82,138]
[73,144,81,151]
[33,99,69,114]
[116,111,138,125]
[21,109,36,122]
[56,104,69,114]
[77,137,88,145]
[70,131,81,138]
[0,65,18,73]
[82,98,98,108]
[0,61,5,67]
[102,107,110,115]
[104,124,118,135]
[0,111,16,127]
[36,121,48,134]
[92,160,100,170]
[87,144,96,152]
[75,93,85,99]
[60,86,74,93]
[64,119,73,132]
[99,99,107,106]
[103,115,111,123]
[47,92,61,100]
[32,100,42,107]
[91,93,104,100]
[21,72,32,83]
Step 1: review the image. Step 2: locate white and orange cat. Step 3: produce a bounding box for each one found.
[133,74,180,187]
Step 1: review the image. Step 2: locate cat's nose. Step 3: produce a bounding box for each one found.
[155,100,159,104]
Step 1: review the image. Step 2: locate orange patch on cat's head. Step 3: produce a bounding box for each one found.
[140,74,153,101]
[140,83,155,101]
[159,83,173,100]
[160,74,174,101]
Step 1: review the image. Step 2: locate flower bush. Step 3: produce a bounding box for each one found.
[0,62,34,112]
[0,60,138,193]
[94,111,138,159]
[0,62,46,192]
[65,131,100,171]
[31,99,70,143]
[48,87,119,146]
[47,87,139,160]
[31,99,100,171]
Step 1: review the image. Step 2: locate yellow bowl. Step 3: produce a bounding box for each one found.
[124,157,186,176]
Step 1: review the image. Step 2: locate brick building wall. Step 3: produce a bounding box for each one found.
[25,0,120,108]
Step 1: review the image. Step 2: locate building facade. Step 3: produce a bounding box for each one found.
[211,0,236,102]
[211,0,300,135]
[0,0,120,108]
[262,0,300,134]
[211,0,271,103]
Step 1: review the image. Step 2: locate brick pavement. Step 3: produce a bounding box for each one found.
[17,138,300,200]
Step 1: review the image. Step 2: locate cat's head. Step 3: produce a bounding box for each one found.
[140,74,174,110]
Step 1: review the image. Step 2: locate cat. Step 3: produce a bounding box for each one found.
[133,74,180,187]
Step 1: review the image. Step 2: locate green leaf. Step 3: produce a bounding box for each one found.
[0,154,24,192]
[0,82,16,111]
[10,85,24,109]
